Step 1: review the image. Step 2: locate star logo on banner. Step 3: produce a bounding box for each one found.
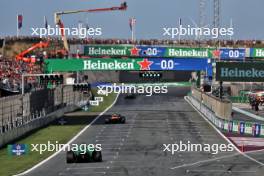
[130,47,140,56]
[212,49,220,58]
[137,58,153,70]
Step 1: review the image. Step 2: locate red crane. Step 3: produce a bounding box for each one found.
[54,2,127,51]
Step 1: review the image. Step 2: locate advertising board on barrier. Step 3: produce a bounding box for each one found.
[228,121,233,132]
[250,48,264,58]
[84,45,132,57]
[45,58,212,73]
[216,62,264,82]
[80,45,264,59]
[220,48,245,60]
[239,122,245,134]
[139,46,166,57]
[252,123,261,137]
[165,48,213,58]
[83,45,215,58]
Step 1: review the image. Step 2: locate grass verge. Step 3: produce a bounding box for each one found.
[0,91,116,176]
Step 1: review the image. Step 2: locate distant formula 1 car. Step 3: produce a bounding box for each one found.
[105,114,126,124]
[125,93,136,99]
[66,149,102,163]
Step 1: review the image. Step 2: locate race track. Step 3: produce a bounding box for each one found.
[24,87,264,176]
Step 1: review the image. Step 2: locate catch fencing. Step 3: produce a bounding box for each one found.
[0,85,89,134]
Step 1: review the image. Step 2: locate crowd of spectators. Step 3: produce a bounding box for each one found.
[0,55,43,94]
[0,36,264,95]
[2,36,264,48]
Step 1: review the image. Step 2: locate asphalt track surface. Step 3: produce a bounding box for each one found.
[24,87,264,176]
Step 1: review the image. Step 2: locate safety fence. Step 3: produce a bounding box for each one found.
[187,95,264,137]
[0,85,89,134]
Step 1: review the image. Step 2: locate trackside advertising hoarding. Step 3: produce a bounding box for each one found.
[83,45,215,58]
[44,58,212,74]
[81,45,264,58]
[216,62,264,82]
[84,45,132,57]
[250,48,264,58]
[220,48,245,60]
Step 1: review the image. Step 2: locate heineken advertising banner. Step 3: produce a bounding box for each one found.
[165,47,213,58]
[216,62,264,82]
[82,45,264,58]
[250,48,264,58]
[139,46,166,57]
[83,45,215,58]
[44,58,212,74]
[84,45,132,57]
[220,48,245,60]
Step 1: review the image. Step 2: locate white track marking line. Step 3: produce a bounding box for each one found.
[109,160,136,163]
[96,136,126,138]
[170,96,264,170]
[171,152,240,169]
[102,147,121,149]
[187,169,256,173]
[96,139,125,142]
[15,93,120,176]
[59,172,122,175]
[67,166,110,170]
[100,132,130,134]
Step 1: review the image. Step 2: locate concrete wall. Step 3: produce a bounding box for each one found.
[0,104,80,148]
[0,85,89,148]
[192,87,232,120]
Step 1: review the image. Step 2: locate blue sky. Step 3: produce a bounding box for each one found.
[0,0,263,40]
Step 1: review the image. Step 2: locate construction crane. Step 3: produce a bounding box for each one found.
[16,41,49,63]
[54,2,127,52]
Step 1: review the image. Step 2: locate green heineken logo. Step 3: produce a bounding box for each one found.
[85,46,141,57]
[83,59,136,70]
[216,62,264,82]
[220,68,264,78]
[254,49,264,57]
[167,48,208,57]
[87,46,128,56]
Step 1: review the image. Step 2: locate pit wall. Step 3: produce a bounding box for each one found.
[191,87,232,120]
[187,95,264,137]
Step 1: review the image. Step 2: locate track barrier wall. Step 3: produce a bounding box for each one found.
[0,85,90,148]
[187,95,264,137]
[191,87,232,120]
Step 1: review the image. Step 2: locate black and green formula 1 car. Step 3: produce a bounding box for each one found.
[66,148,102,163]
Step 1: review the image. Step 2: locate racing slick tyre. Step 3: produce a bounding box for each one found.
[92,151,102,162]
[66,151,76,163]
[105,118,110,124]
[120,117,126,124]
